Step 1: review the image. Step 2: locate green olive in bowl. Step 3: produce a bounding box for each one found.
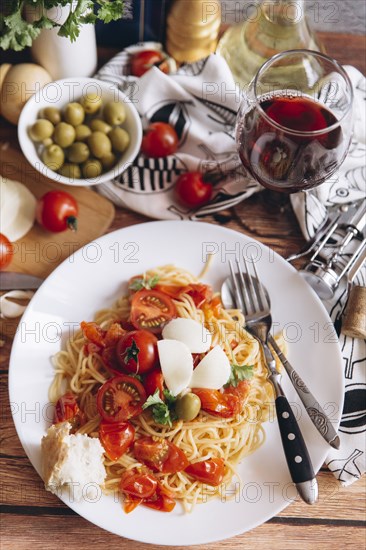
[81,92,103,114]
[101,152,117,171]
[75,124,92,141]
[58,163,82,179]
[90,119,112,134]
[103,101,126,125]
[82,158,103,178]
[39,107,61,125]
[29,119,54,142]
[64,102,85,126]
[42,144,65,171]
[109,127,130,153]
[67,142,90,164]
[53,122,76,148]
[87,131,112,159]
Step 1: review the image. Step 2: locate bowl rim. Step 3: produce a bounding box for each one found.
[18,77,142,187]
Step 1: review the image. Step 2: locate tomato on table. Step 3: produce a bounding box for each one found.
[36,190,78,232]
[116,330,158,375]
[185,458,225,486]
[99,421,135,461]
[144,368,165,398]
[97,375,146,423]
[141,122,178,158]
[130,50,169,77]
[174,172,213,208]
[53,392,85,429]
[130,289,176,334]
[0,234,13,269]
[134,436,189,473]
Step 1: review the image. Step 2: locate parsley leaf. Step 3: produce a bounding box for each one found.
[142,389,178,427]
[129,274,160,291]
[1,0,126,51]
[226,364,254,388]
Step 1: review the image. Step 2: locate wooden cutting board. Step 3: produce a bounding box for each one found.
[1,143,115,279]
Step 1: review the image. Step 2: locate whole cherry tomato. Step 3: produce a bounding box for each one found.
[141,122,178,158]
[116,330,159,375]
[0,233,13,269]
[131,50,169,77]
[175,172,213,207]
[36,190,78,232]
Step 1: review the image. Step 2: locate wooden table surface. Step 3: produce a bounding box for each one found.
[1,32,365,550]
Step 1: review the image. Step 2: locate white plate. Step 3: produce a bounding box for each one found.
[9,221,344,545]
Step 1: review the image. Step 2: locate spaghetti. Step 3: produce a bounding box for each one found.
[49,265,278,512]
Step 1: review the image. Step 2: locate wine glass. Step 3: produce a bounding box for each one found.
[236,50,354,193]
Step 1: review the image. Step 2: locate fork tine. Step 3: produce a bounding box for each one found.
[235,257,252,314]
[240,256,262,312]
[251,256,269,310]
[229,260,246,313]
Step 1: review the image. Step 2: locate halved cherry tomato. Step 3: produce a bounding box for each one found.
[141,122,178,158]
[120,468,158,498]
[185,458,225,486]
[97,375,146,423]
[130,289,176,334]
[53,392,85,429]
[144,368,165,398]
[116,330,158,375]
[143,487,176,512]
[131,50,169,77]
[224,380,250,413]
[154,282,212,308]
[104,323,126,347]
[175,172,213,208]
[99,421,135,461]
[134,437,189,473]
[191,388,240,418]
[81,321,106,348]
[0,234,13,270]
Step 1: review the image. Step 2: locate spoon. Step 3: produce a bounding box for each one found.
[221,275,341,450]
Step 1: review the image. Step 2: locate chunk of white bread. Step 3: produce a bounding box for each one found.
[41,421,106,502]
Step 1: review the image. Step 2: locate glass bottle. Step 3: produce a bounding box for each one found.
[217,0,323,87]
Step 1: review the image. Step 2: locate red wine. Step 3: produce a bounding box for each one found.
[237,93,344,192]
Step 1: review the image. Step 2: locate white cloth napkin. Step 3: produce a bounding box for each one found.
[96,47,366,485]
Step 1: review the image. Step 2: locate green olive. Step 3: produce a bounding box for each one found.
[64,102,85,126]
[103,101,126,125]
[42,137,53,147]
[82,158,103,179]
[53,122,76,148]
[39,107,61,125]
[58,163,82,179]
[89,118,112,134]
[101,152,117,171]
[80,92,102,114]
[75,124,92,141]
[67,142,90,164]
[87,131,112,159]
[29,119,54,142]
[175,392,201,421]
[109,127,130,153]
[42,144,65,171]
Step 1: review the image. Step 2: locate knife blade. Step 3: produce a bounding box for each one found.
[0,272,44,291]
[269,335,341,449]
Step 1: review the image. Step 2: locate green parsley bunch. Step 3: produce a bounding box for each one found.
[0,0,124,51]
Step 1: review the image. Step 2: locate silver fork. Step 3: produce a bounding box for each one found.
[229,257,318,505]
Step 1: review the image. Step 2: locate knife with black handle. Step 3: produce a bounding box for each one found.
[0,272,44,291]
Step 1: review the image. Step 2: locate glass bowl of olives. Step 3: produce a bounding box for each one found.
[18,78,142,186]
